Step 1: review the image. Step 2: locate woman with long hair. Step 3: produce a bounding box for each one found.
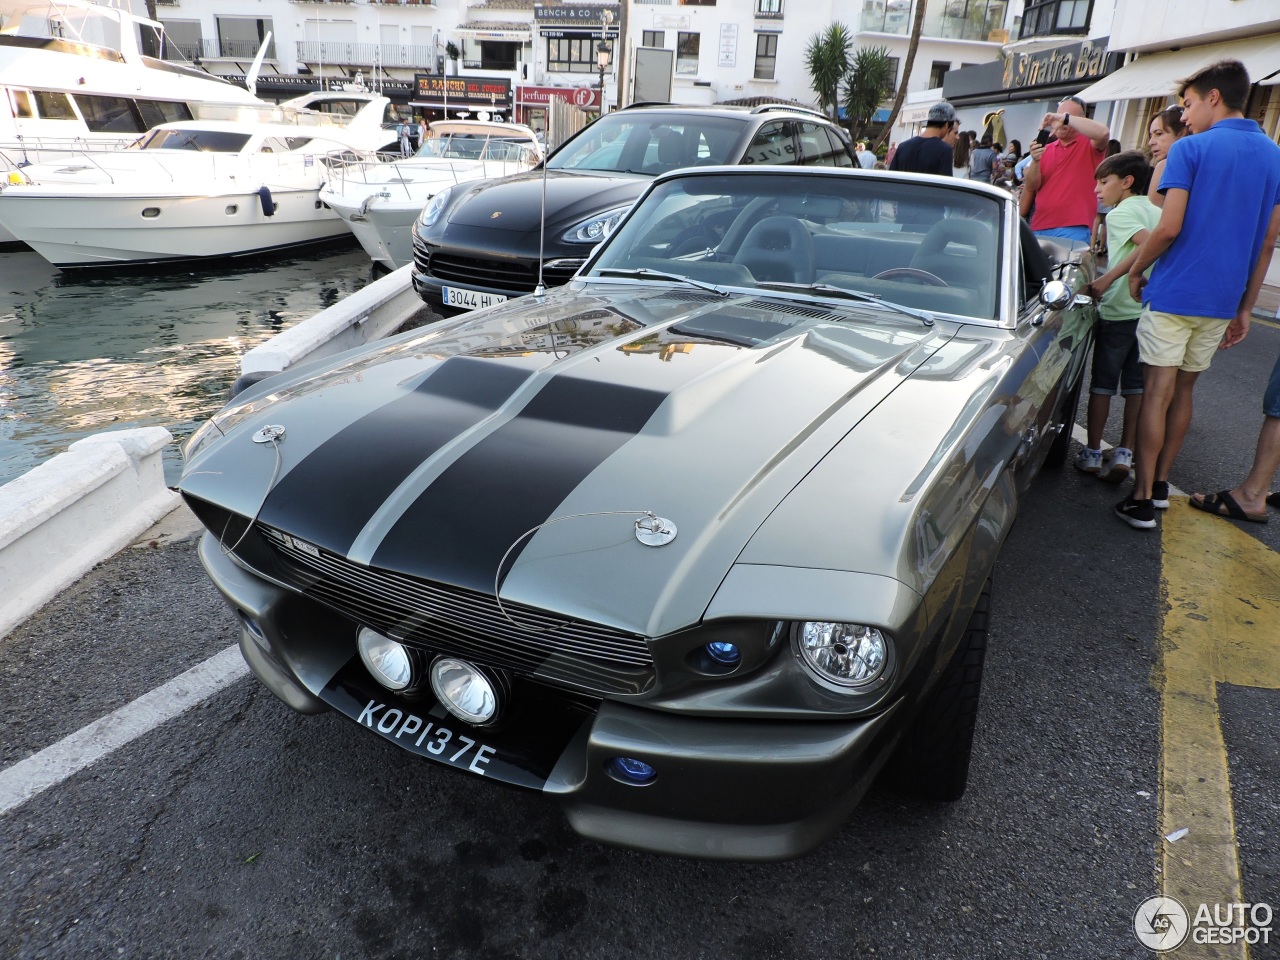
[1146,106,1188,208]
[952,129,972,178]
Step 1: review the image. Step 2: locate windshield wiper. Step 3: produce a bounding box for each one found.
[754,281,936,327]
[590,267,729,296]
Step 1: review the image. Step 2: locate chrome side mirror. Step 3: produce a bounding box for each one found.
[1039,280,1073,311]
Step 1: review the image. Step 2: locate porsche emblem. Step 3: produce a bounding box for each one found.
[490,211,502,219]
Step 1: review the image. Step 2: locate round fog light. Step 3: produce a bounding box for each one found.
[705,641,741,666]
[606,757,657,786]
[357,627,414,691]
[430,657,500,726]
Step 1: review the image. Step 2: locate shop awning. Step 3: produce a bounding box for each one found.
[1077,33,1280,103]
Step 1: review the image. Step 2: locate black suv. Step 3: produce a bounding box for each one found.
[410,102,855,311]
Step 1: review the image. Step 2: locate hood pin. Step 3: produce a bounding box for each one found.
[252,424,287,444]
[635,512,677,547]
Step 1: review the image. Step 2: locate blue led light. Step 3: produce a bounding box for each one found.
[705,641,742,666]
[606,757,657,786]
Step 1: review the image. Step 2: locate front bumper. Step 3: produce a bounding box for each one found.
[199,532,901,860]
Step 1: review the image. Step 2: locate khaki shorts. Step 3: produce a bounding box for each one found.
[1136,307,1231,372]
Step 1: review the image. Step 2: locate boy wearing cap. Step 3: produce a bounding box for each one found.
[889,101,958,177]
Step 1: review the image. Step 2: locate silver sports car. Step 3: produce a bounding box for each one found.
[179,166,1095,860]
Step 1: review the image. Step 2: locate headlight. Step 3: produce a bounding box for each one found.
[417,185,454,229]
[562,204,631,244]
[794,622,890,689]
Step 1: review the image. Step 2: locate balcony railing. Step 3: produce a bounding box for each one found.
[858,2,1004,41]
[296,40,440,70]
[176,38,278,61]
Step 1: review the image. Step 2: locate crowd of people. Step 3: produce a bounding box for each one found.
[885,59,1280,531]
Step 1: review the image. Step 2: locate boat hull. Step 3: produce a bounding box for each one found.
[324,193,421,270]
[0,188,352,268]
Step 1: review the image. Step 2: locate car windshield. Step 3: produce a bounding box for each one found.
[547,113,748,175]
[585,172,1005,321]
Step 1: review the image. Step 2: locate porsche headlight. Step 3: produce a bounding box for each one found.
[794,622,890,689]
[417,186,454,229]
[562,204,631,244]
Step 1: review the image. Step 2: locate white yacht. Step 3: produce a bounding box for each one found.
[0,0,272,152]
[0,117,381,268]
[321,119,543,270]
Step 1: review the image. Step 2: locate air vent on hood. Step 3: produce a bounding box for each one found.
[737,299,841,320]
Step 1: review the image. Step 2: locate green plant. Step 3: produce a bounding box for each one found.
[804,23,852,120]
[841,46,895,141]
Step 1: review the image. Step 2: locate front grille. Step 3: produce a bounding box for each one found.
[258,525,656,696]
[424,248,579,294]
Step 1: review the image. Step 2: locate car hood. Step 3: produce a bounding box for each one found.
[181,287,956,637]
[442,170,646,235]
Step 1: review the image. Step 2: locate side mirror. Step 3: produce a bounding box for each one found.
[1039,279,1073,311]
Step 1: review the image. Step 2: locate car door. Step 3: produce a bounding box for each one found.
[1005,228,1095,489]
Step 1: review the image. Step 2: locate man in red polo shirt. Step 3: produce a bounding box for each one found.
[1023,94,1111,244]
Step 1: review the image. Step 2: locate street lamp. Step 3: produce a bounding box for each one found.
[596,40,612,115]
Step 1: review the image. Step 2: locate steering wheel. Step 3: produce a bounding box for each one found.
[871,267,949,286]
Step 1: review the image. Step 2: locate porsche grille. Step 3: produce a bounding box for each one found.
[414,236,579,294]
[258,525,656,696]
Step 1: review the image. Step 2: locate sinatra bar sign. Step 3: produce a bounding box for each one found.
[1002,38,1110,90]
[414,75,513,109]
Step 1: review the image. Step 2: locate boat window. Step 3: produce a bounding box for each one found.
[31,91,75,121]
[284,137,313,151]
[136,100,194,128]
[8,89,34,119]
[76,95,145,133]
[137,128,252,152]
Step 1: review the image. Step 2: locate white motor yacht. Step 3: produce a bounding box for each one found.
[0,118,380,268]
[321,119,543,270]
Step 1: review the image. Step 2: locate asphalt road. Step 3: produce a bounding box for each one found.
[2,319,1278,960]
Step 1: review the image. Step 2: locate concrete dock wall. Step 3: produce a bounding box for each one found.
[0,428,179,637]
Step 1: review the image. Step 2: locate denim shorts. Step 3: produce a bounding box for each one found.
[1090,319,1143,395]
[1265,349,1280,417]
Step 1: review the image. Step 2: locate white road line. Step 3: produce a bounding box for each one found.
[0,644,248,817]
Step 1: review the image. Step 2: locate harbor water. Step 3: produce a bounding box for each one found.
[0,242,381,488]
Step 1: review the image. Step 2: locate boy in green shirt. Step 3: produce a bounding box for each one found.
[1077,151,1160,482]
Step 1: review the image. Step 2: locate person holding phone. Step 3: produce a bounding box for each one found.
[1023,95,1111,244]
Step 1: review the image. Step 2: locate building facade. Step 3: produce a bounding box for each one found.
[142,0,1016,137]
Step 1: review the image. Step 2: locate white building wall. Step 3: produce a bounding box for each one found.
[1109,0,1280,52]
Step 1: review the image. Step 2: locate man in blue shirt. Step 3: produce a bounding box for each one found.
[1115,59,1280,529]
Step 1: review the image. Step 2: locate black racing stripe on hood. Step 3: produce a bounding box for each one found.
[257,356,531,554]
[370,376,668,594]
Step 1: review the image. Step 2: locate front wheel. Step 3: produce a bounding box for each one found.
[886,577,991,802]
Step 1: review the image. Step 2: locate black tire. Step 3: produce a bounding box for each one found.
[888,577,990,802]
[1043,370,1084,467]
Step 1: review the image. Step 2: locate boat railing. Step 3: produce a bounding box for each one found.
[327,142,541,199]
[0,136,140,171]
[2,146,372,189]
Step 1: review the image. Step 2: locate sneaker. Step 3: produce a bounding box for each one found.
[1151,480,1170,510]
[1115,495,1157,529]
[1074,447,1103,474]
[1101,447,1133,483]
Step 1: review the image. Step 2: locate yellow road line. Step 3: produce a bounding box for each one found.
[1159,499,1280,959]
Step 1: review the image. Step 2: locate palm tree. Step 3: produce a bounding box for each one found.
[804,23,852,120]
[874,0,929,152]
[841,46,896,141]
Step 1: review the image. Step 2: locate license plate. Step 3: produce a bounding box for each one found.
[320,658,588,790]
[442,285,507,310]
